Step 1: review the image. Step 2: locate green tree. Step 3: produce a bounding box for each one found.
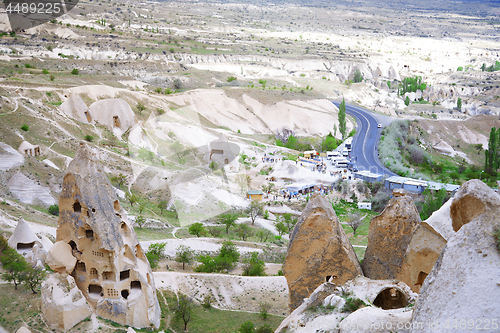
[242,252,266,276]
[136,102,146,115]
[111,173,127,189]
[457,97,462,111]
[126,192,138,207]
[256,229,272,242]
[282,213,298,233]
[404,95,410,106]
[227,76,237,82]
[236,223,253,241]
[0,247,29,290]
[247,200,263,225]
[157,200,168,215]
[188,222,206,237]
[217,213,238,234]
[146,242,167,269]
[485,127,500,171]
[173,293,193,331]
[321,133,338,152]
[135,215,146,228]
[175,245,194,270]
[195,240,240,272]
[20,124,29,131]
[23,267,46,294]
[420,188,448,220]
[71,68,79,75]
[275,218,288,236]
[258,79,267,88]
[338,98,347,139]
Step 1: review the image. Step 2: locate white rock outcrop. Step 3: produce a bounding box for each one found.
[410,180,500,332]
[41,274,92,331]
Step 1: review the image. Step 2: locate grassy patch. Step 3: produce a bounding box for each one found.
[164,289,284,333]
[134,227,175,241]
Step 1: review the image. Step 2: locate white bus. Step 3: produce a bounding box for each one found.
[344,137,353,151]
[327,151,339,160]
[336,159,349,168]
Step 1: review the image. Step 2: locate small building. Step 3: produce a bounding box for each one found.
[402,179,427,194]
[18,141,41,157]
[358,202,372,210]
[303,150,317,159]
[247,190,263,201]
[427,181,460,196]
[320,152,327,157]
[385,176,410,190]
[353,170,383,183]
[209,134,238,166]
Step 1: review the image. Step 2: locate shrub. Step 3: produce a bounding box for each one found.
[227,76,237,82]
[494,229,500,253]
[201,295,213,309]
[239,321,254,333]
[242,252,266,276]
[49,74,55,81]
[259,302,271,319]
[71,68,79,75]
[341,297,366,313]
[353,69,363,83]
[84,135,93,142]
[195,241,239,273]
[20,124,29,131]
[42,69,49,74]
[48,204,59,216]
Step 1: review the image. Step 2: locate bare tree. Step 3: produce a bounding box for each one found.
[247,200,263,225]
[346,212,363,235]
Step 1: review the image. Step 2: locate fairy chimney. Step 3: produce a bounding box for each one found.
[51,142,160,328]
[362,189,421,280]
[283,193,362,311]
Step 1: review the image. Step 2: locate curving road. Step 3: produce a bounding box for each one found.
[332,101,397,178]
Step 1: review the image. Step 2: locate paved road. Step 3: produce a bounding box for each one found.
[332,101,397,177]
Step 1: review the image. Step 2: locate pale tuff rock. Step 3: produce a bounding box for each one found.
[8,218,48,267]
[283,193,362,311]
[276,276,416,333]
[43,142,160,330]
[15,327,32,333]
[46,241,77,275]
[362,189,421,280]
[60,94,91,124]
[410,180,500,332]
[399,197,454,293]
[88,98,137,137]
[398,222,447,293]
[41,274,92,332]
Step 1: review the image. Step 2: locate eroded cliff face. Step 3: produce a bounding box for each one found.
[283,193,362,312]
[410,180,500,332]
[45,142,160,329]
[362,189,421,280]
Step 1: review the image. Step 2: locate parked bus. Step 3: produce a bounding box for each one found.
[336,159,349,168]
[344,137,353,151]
